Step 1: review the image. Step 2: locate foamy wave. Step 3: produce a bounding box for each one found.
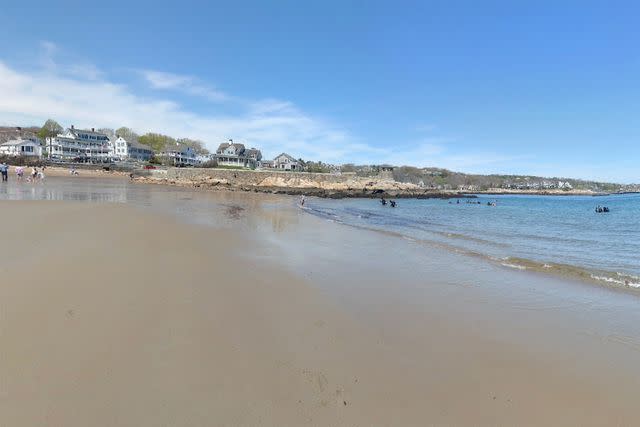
[590,275,640,288]
[501,262,527,270]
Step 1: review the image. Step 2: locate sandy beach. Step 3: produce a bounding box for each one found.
[2,185,640,426]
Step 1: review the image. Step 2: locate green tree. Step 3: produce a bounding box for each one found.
[176,138,210,155]
[37,119,63,142]
[138,133,176,152]
[116,127,140,143]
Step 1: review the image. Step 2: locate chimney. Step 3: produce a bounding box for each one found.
[71,125,74,129]
[91,127,95,132]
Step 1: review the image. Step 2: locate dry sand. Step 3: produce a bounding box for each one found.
[1,201,638,426]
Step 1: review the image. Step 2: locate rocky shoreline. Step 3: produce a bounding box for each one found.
[132,172,607,199]
[133,174,476,199]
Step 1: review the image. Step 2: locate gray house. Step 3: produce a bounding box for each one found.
[214,140,262,169]
[273,153,302,171]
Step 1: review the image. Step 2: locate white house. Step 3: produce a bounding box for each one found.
[196,153,212,164]
[0,138,43,157]
[48,126,111,162]
[273,153,303,171]
[110,136,154,162]
[214,140,262,169]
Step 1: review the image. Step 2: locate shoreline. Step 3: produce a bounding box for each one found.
[299,199,640,293]
[131,170,609,199]
[2,164,621,197]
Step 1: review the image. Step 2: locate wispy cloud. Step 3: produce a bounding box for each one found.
[139,69,229,102]
[0,51,362,161]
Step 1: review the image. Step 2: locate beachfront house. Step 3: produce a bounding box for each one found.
[0,137,43,157]
[273,153,302,171]
[214,140,262,169]
[159,145,200,167]
[110,136,154,162]
[48,126,111,162]
[259,159,275,169]
[196,153,212,164]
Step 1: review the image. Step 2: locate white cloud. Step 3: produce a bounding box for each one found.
[139,69,229,102]
[0,57,369,162]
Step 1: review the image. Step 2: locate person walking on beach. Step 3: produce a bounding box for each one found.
[299,195,306,207]
[15,166,24,180]
[0,162,8,182]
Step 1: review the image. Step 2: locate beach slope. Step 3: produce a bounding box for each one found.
[1,201,637,426]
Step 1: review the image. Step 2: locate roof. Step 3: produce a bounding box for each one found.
[216,142,246,153]
[0,138,40,146]
[275,153,297,162]
[245,148,262,158]
[69,127,108,137]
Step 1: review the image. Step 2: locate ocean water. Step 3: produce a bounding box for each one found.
[303,193,640,288]
[1,177,638,289]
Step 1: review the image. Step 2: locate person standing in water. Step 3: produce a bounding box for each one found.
[0,162,8,182]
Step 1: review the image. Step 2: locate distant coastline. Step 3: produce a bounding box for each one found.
[131,167,621,199]
[0,162,633,198]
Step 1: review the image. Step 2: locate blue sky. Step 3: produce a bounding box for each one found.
[0,0,638,182]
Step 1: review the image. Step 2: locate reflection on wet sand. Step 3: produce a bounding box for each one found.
[0,176,301,233]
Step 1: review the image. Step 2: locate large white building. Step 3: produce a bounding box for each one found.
[0,137,43,157]
[110,136,154,162]
[48,126,111,162]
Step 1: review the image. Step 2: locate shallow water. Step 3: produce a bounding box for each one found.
[302,194,640,287]
[1,177,639,290]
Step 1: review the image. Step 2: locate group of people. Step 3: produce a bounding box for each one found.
[449,199,495,206]
[595,205,610,213]
[0,163,46,182]
[380,197,397,207]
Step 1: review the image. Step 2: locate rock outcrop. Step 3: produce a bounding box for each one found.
[134,168,469,199]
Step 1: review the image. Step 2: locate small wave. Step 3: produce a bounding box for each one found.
[501,257,640,290]
[591,275,640,288]
[501,262,527,270]
[436,230,509,247]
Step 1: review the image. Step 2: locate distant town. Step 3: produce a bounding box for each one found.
[0,121,638,193]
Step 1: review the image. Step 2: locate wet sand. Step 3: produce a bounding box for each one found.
[2,193,640,425]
